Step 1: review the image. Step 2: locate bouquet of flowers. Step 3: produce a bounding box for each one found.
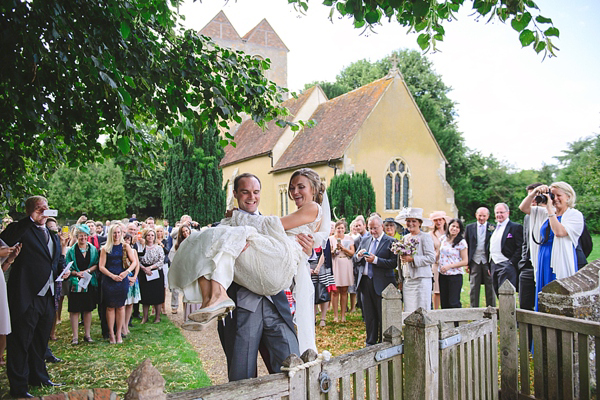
[391,236,419,266]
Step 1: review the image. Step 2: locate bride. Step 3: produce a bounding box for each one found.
[169,168,331,353]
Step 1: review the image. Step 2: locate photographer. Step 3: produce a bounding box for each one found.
[519,182,583,310]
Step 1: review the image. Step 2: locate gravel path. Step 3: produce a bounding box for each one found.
[165,293,269,385]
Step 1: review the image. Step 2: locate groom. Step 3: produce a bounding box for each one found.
[217,173,313,381]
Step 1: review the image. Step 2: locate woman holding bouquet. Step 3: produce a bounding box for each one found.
[438,218,468,309]
[395,208,436,313]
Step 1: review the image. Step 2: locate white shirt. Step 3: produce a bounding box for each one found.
[490,219,509,264]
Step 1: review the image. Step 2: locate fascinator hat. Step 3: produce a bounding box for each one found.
[395,207,433,227]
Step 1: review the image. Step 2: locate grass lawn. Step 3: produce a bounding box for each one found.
[0,305,210,399]
[589,234,600,263]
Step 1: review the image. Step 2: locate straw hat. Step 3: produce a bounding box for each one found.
[395,208,433,227]
[429,211,451,223]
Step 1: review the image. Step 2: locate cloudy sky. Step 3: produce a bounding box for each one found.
[178,0,600,171]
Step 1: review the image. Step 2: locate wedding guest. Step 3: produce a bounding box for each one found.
[138,229,165,323]
[429,211,450,309]
[46,218,68,342]
[99,224,137,344]
[329,220,355,323]
[122,233,140,337]
[156,226,170,315]
[1,196,64,397]
[65,225,99,344]
[0,240,21,366]
[438,219,468,309]
[312,222,336,327]
[170,223,192,318]
[395,208,436,313]
[519,182,584,310]
[383,218,403,240]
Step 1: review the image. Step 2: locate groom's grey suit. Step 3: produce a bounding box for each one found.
[217,211,299,382]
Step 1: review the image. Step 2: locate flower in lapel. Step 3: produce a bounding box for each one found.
[487,225,495,233]
[506,233,513,239]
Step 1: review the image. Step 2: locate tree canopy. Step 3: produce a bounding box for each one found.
[328,171,377,223]
[1,0,560,211]
[1,0,290,208]
[303,0,559,56]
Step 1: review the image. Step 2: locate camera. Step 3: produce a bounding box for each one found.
[534,192,554,205]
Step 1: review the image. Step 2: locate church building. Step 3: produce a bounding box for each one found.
[200,12,457,219]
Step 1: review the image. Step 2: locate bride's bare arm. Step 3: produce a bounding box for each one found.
[280,202,319,231]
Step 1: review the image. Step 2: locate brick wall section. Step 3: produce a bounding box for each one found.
[37,389,119,400]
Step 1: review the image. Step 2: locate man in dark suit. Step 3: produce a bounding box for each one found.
[465,207,496,307]
[490,203,523,296]
[217,173,312,381]
[353,215,398,346]
[0,196,64,398]
[352,216,369,311]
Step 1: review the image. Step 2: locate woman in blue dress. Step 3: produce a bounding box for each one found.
[99,224,138,344]
[520,182,583,310]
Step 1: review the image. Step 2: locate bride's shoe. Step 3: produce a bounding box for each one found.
[182,320,209,331]
[189,299,235,324]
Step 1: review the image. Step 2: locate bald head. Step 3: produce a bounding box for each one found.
[475,207,489,225]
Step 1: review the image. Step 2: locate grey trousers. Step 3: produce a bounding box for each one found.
[226,298,299,381]
[469,261,496,307]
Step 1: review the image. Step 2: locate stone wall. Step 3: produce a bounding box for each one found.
[538,258,600,395]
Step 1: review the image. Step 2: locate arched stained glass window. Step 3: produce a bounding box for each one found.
[385,158,411,210]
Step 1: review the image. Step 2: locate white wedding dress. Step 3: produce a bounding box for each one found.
[169,205,325,353]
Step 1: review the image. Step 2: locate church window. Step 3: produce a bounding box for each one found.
[279,185,289,216]
[385,158,410,210]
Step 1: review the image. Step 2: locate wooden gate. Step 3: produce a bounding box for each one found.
[166,286,499,400]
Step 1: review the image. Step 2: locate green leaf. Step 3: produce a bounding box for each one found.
[219,139,229,148]
[535,16,552,24]
[510,12,532,32]
[118,87,132,107]
[124,76,136,89]
[412,0,429,18]
[117,137,130,154]
[120,21,131,40]
[534,41,546,54]
[417,33,431,50]
[519,29,535,47]
[365,10,379,24]
[354,19,366,28]
[544,27,559,38]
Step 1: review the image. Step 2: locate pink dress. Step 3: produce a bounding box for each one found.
[330,235,354,287]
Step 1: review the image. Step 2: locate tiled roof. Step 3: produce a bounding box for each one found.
[199,11,241,42]
[272,77,393,172]
[220,86,318,167]
[242,19,289,51]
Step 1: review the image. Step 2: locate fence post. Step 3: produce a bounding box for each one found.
[382,283,403,334]
[484,306,500,400]
[404,308,438,400]
[125,359,166,400]
[499,280,518,400]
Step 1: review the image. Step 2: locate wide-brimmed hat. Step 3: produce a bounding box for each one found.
[395,207,433,227]
[383,217,402,230]
[429,211,451,223]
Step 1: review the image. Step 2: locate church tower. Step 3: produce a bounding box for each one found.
[199,11,289,90]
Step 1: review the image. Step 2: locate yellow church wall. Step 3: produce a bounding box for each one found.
[342,76,457,220]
